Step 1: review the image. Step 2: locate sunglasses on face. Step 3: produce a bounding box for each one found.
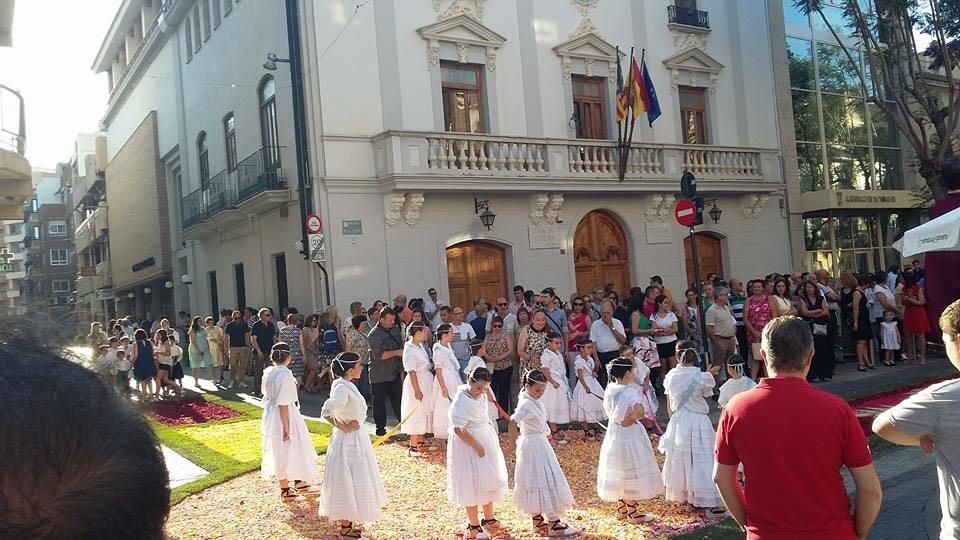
[497,302,508,307]
[573,302,583,306]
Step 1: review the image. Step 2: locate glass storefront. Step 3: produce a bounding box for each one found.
[803,212,905,275]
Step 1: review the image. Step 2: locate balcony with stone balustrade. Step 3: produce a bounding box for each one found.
[367,131,781,193]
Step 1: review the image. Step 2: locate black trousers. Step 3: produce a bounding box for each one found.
[491,367,513,414]
[371,376,403,433]
[596,350,619,388]
[735,325,749,376]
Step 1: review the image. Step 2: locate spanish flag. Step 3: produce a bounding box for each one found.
[629,57,662,127]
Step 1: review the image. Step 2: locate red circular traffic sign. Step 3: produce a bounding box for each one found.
[675,198,697,227]
[305,214,322,234]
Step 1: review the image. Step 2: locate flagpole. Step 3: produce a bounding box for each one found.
[622,49,644,181]
[615,45,623,155]
[619,46,635,182]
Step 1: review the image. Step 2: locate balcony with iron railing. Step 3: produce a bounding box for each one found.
[180,147,289,236]
[369,131,780,192]
[667,4,710,30]
[74,204,109,255]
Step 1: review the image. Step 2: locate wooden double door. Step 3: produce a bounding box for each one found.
[574,210,631,296]
[684,233,724,287]
[445,241,508,311]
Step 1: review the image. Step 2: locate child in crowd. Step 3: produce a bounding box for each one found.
[402,323,435,457]
[631,332,662,394]
[464,341,502,424]
[131,328,157,400]
[597,357,664,524]
[319,352,388,539]
[880,310,901,367]
[96,343,116,386]
[571,338,607,440]
[261,342,319,503]
[447,366,509,540]
[540,330,571,444]
[659,341,727,517]
[115,349,130,396]
[511,368,577,537]
[432,323,462,448]
[619,344,659,420]
[169,335,185,397]
[717,355,756,409]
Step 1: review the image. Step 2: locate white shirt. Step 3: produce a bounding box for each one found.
[650,311,680,344]
[887,272,899,293]
[424,298,446,330]
[589,318,625,353]
[872,285,895,321]
[450,322,477,361]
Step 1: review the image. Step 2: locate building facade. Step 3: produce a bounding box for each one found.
[22,170,75,313]
[771,0,924,276]
[96,0,794,320]
[0,219,26,314]
[66,133,113,325]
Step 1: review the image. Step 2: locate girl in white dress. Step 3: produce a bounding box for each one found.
[447,366,509,540]
[597,357,664,525]
[619,344,659,419]
[464,347,502,423]
[401,323,435,457]
[261,342,320,503]
[880,309,901,366]
[570,338,607,439]
[432,324,462,444]
[540,331,571,443]
[319,352,388,539]
[511,369,578,537]
[659,341,727,516]
[717,356,757,409]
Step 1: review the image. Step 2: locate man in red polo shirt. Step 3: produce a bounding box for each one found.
[714,316,883,539]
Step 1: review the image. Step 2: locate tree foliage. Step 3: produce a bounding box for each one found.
[794,0,960,199]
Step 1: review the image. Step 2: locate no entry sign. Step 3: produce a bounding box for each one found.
[675,198,697,227]
[305,214,322,234]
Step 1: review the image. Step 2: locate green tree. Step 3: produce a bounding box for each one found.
[795,0,960,199]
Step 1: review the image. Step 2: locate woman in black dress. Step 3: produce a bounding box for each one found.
[838,274,855,360]
[851,273,875,371]
[798,280,834,381]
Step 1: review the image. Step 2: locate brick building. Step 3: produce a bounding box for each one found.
[22,169,75,314]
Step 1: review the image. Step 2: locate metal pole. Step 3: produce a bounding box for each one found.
[689,225,709,363]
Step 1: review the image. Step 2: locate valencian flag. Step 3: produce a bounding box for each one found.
[616,51,628,122]
[628,56,662,127]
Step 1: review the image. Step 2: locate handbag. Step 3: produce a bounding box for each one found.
[813,323,828,336]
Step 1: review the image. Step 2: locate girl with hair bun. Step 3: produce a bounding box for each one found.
[659,340,727,516]
[401,323,435,457]
[539,330,571,443]
[261,342,320,503]
[447,366,509,539]
[432,323,461,446]
[464,341,502,423]
[511,369,578,537]
[597,357,664,525]
[319,352,388,539]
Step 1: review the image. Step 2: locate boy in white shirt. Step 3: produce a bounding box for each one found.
[169,335,185,397]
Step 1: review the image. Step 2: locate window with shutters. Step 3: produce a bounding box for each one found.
[572,75,607,139]
[679,85,708,144]
[441,63,485,134]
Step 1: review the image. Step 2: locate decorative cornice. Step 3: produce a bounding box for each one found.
[403,192,426,226]
[663,46,724,94]
[741,193,770,219]
[384,193,406,227]
[417,13,506,70]
[644,193,676,222]
[437,0,486,21]
[545,193,565,224]
[528,194,549,224]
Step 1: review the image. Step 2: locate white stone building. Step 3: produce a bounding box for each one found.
[96,0,793,319]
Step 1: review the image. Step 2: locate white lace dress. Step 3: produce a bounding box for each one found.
[511,391,575,518]
[260,365,319,482]
[659,366,723,508]
[446,385,508,508]
[597,383,664,501]
[464,355,499,421]
[539,349,571,424]
[432,342,464,438]
[570,355,607,423]
[628,360,659,417]
[318,378,388,523]
[401,341,435,435]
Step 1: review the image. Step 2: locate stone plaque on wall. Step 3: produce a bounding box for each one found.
[528,223,562,249]
[645,222,673,244]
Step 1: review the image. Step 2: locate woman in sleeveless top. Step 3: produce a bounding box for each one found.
[798,281,834,381]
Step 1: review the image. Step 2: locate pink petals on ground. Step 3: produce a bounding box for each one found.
[151,398,240,427]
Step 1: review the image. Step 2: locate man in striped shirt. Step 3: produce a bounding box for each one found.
[729,278,747,371]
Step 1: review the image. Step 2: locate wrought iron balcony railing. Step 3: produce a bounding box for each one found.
[668,5,710,29]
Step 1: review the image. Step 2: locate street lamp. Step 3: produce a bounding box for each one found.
[474,198,496,230]
[708,201,723,224]
[262,52,289,71]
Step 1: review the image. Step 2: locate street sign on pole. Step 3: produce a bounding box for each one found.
[681,171,697,199]
[305,214,322,234]
[308,233,325,263]
[675,198,698,227]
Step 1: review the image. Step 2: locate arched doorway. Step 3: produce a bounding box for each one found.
[445,241,508,311]
[684,232,724,287]
[574,210,631,296]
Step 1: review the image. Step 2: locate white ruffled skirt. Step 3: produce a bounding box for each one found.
[658,410,723,508]
[513,433,575,517]
[446,423,508,508]
[597,422,664,501]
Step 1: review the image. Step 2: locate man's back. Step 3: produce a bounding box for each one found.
[716,377,872,538]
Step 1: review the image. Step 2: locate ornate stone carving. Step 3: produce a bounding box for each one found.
[439,0,486,21]
[688,71,698,87]
[709,73,719,94]
[403,192,426,226]
[486,47,497,71]
[663,47,725,94]
[741,194,770,219]
[657,194,676,221]
[428,38,440,65]
[608,63,618,86]
[457,42,470,63]
[384,193,406,228]
[432,0,441,12]
[585,58,595,77]
[673,32,707,52]
[529,194,549,224]
[545,193,565,224]
[671,69,681,91]
[569,17,600,39]
[644,194,676,222]
[561,56,573,79]
[570,0,599,17]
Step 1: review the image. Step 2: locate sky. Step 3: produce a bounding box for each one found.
[0,0,122,170]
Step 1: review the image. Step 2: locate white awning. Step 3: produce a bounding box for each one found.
[895,207,960,257]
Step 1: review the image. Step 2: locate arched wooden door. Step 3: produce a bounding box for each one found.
[445,241,508,311]
[684,233,724,287]
[574,210,631,296]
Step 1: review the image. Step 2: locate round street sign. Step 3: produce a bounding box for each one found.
[675,198,697,227]
[305,214,322,234]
